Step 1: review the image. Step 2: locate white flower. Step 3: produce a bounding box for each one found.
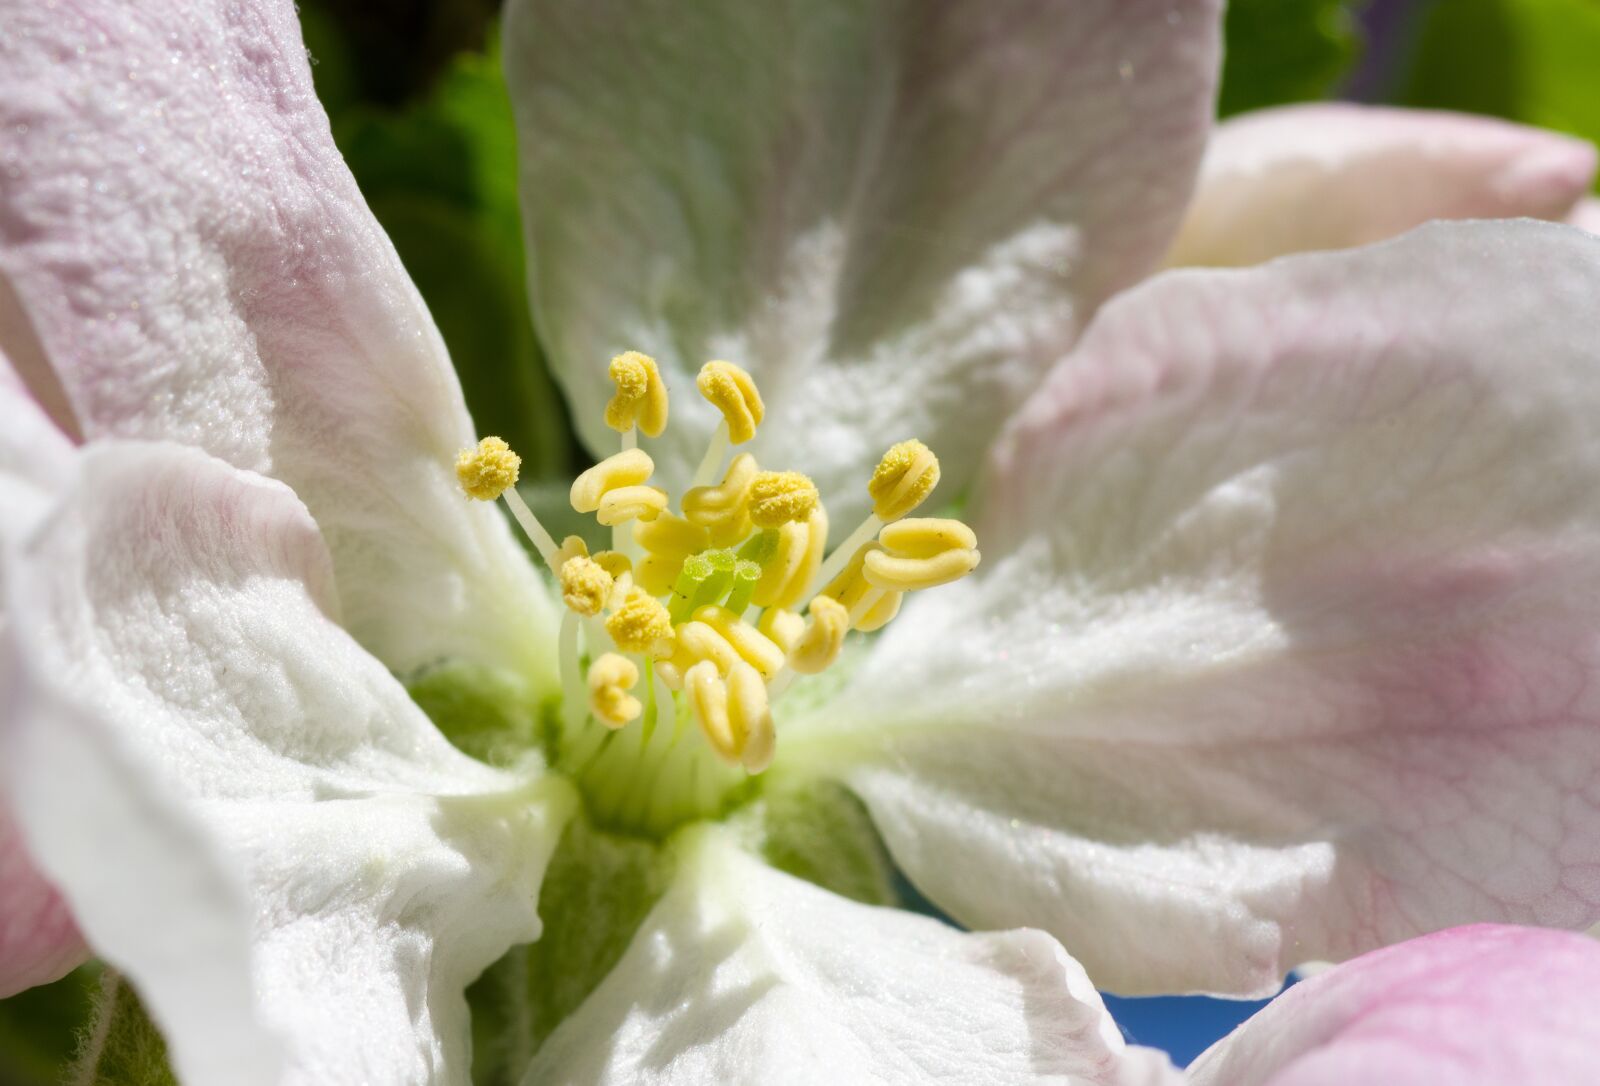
[5,0,1600,1084]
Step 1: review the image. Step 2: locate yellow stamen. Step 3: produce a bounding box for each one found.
[685,659,773,772]
[788,595,849,675]
[456,436,520,501]
[682,453,757,546]
[747,471,819,529]
[693,605,786,679]
[457,436,558,566]
[597,484,668,526]
[604,351,669,438]
[666,620,743,678]
[757,606,806,654]
[571,448,655,513]
[606,589,676,657]
[587,652,642,729]
[820,543,904,632]
[697,360,764,444]
[864,517,980,590]
[559,555,613,617]
[868,439,940,521]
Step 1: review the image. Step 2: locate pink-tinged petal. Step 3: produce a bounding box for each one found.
[1570,197,1600,235]
[1190,925,1600,1086]
[505,0,1222,524]
[2,442,574,1085]
[786,221,1600,995]
[0,1,555,681]
[0,806,84,998]
[527,828,1182,1086]
[1167,103,1598,266]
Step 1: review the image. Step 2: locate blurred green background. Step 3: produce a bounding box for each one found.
[5,0,1600,1082]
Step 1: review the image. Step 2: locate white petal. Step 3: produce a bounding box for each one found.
[3,442,574,1085]
[0,0,554,680]
[505,0,1221,521]
[787,222,1600,995]
[1167,103,1597,267]
[0,349,88,997]
[524,829,1177,1086]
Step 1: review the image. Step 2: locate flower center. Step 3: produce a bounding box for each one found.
[454,353,979,836]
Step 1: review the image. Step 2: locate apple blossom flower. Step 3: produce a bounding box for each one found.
[7,2,1600,1085]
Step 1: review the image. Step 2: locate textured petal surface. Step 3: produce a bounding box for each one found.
[1190,925,1600,1086]
[0,0,554,680]
[786,222,1600,995]
[506,0,1221,522]
[0,350,87,997]
[2,442,574,1086]
[1166,104,1597,267]
[525,829,1178,1086]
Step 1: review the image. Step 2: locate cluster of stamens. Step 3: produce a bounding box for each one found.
[455,351,979,795]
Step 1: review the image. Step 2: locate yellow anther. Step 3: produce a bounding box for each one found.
[697,360,764,444]
[788,595,849,675]
[820,543,905,632]
[693,605,786,679]
[587,653,641,729]
[455,436,521,501]
[634,513,713,595]
[683,453,757,546]
[591,550,632,579]
[667,620,743,678]
[751,508,828,610]
[855,590,902,632]
[559,555,613,617]
[571,448,654,514]
[554,535,590,569]
[686,659,774,772]
[868,439,940,520]
[597,484,668,526]
[604,351,669,438]
[605,589,676,658]
[747,471,819,529]
[757,607,806,654]
[865,517,980,590]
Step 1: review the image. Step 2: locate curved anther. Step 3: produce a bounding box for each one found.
[686,659,774,772]
[787,595,849,675]
[868,439,940,521]
[588,652,642,729]
[864,517,980,590]
[693,605,786,679]
[747,471,819,529]
[571,448,655,513]
[682,453,757,546]
[604,351,669,438]
[697,360,764,444]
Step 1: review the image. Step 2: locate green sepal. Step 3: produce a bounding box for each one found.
[406,661,554,768]
[467,815,673,1085]
[744,780,898,907]
[67,969,177,1086]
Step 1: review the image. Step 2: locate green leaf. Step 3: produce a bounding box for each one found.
[1218,0,1363,117]
[466,816,672,1086]
[1404,0,1600,189]
[66,970,177,1086]
[322,41,575,478]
